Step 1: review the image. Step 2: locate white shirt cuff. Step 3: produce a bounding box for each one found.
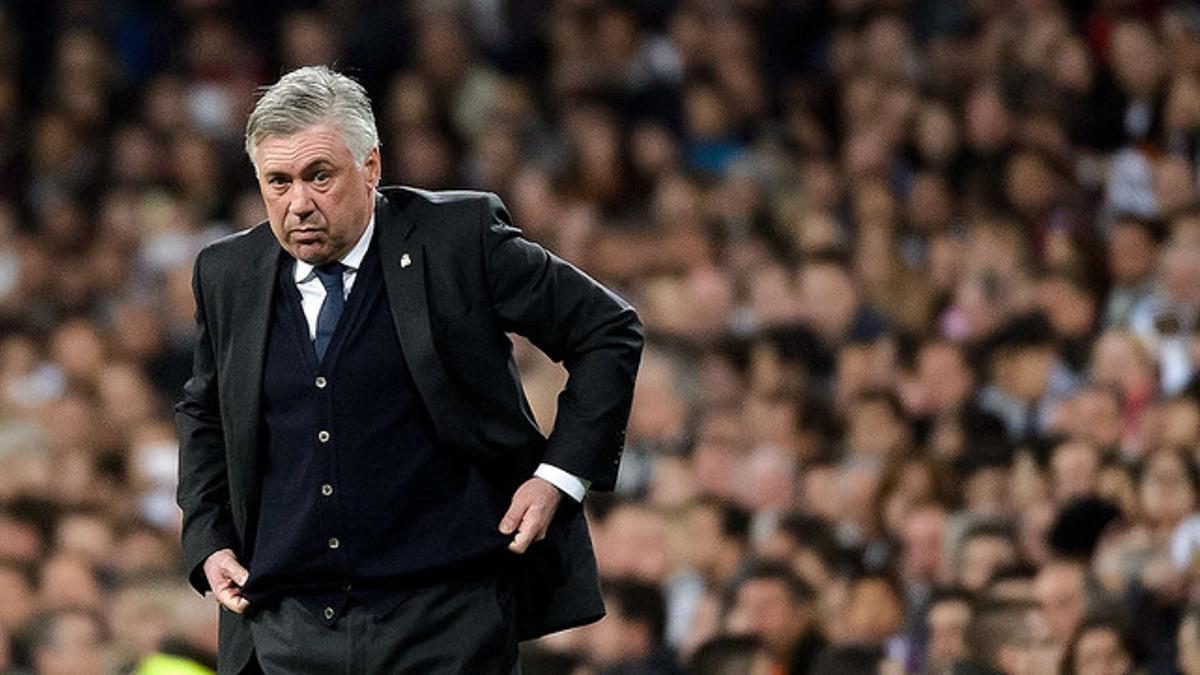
[534,463,590,502]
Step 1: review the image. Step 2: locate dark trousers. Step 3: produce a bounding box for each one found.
[240,573,519,674]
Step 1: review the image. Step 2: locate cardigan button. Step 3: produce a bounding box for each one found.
[321,484,333,496]
[323,607,335,620]
[315,376,327,389]
[328,537,340,549]
[318,430,330,443]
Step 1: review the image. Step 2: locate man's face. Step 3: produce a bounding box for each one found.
[254,123,380,265]
[798,263,857,341]
[918,343,972,413]
[926,599,971,671]
[847,577,902,644]
[1178,616,1200,675]
[959,535,1015,592]
[1034,563,1086,644]
[585,606,646,667]
[732,579,807,658]
[1050,441,1100,504]
[846,398,906,457]
[36,613,103,675]
[1074,627,1130,675]
[1110,223,1156,283]
[0,567,33,632]
[901,506,945,583]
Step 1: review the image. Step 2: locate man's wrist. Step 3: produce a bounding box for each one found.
[534,463,590,502]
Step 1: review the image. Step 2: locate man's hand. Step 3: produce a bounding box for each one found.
[203,548,250,614]
[499,477,563,554]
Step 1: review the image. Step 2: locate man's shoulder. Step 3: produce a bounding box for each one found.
[377,186,507,244]
[379,185,500,211]
[194,223,275,272]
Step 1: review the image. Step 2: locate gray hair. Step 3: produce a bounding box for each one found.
[244,65,380,169]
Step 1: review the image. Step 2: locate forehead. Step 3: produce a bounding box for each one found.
[254,123,352,171]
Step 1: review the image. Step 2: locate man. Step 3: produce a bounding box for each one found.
[175,66,644,674]
[1033,560,1089,648]
[686,635,773,675]
[963,599,1059,675]
[843,574,904,647]
[584,577,679,674]
[1178,604,1200,675]
[22,608,107,675]
[975,312,1081,444]
[954,520,1018,593]
[923,588,974,674]
[727,560,825,675]
[682,495,750,587]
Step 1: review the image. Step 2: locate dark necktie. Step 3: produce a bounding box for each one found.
[313,262,347,361]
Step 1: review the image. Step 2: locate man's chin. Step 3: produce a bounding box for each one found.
[291,243,334,265]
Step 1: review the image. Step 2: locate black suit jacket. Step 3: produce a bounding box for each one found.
[176,187,644,673]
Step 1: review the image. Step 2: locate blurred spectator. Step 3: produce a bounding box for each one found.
[955,520,1019,593]
[1105,215,1165,329]
[1179,604,1200,675]
[726,560,824,675]
[1059,614,1139,675]
[684,635,771,675]
[964,599,1058,675]
[20,608,106,675]
[584,577,679,675]
[809,643,886,675]
[1034,560,1090,648]
[923,587,975,674]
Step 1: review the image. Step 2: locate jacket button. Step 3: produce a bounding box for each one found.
[328,537,340,549]
[318,430,330,443]
[315,376,327,389]
[321,484,333,496]
[324,607,335,620]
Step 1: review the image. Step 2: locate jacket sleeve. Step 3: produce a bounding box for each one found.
[479,193,644,491]
[174,250,238,594]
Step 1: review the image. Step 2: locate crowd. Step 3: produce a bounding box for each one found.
[2,0,1200,673]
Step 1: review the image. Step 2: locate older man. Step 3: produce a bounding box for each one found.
[175,65,643,674]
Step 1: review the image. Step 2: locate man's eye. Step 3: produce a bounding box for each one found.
[313,171,331,183]
[268,176,289,186]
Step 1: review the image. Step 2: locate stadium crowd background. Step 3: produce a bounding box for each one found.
[4,0,1200,673]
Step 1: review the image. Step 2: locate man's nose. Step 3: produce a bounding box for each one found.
[289,182,315,221]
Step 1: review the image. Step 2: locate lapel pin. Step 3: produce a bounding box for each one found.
[400,253,411,268]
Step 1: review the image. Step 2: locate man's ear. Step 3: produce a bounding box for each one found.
[364,146,381,188]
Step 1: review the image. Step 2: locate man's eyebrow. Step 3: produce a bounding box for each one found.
[261,159,334,179]
[300,159,335,174]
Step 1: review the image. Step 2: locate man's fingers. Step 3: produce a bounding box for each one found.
[502,478,562,551]
[216,587,249,614]
[222,559,249,587]
[499,497,529,535]
[207,550,249,612]
[508,505,550,554]
[533,511,551,542]
[508,522,535,554]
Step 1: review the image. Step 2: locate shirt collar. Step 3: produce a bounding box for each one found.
[294,212,375,284]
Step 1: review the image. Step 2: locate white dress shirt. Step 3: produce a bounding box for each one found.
[292,214,590,502]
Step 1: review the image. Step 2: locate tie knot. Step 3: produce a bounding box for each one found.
[314,262,346,291]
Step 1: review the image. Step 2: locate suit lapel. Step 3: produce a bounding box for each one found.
[225,229,278,519]
[375,192,468,448]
